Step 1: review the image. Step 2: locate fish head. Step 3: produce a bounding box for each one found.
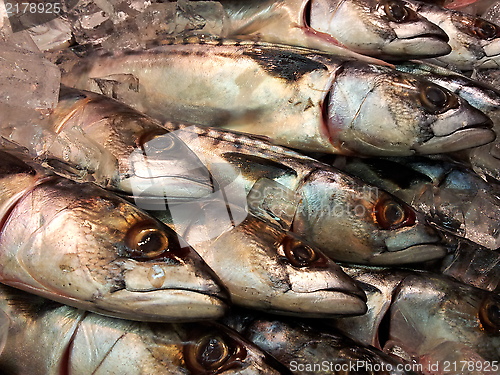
[242,317,418,375]
[178,322,292,375]
[294,170,447,264]
[54,88,215,200]
[446,13,500,69]
[119,125,215,201]
[202,215,367,317]
[306,0,451,58]
[79,319,291,374]
[404,1,500,70]
[324,62,494,156]
[385,274,500,363]
[31,184,230,322]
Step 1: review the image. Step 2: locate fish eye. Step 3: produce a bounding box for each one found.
[185,333,246,373]
[374,198,416,230]
[472,19,500,40]
[193,335,230,371]
[382,0,413,23]
[136,129,175,153]
[282,236,327,268]
[479,295,500,333]
[125,221,171,261]
[419,84,459,115]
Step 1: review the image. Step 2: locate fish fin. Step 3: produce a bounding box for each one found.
[247,178,301,230]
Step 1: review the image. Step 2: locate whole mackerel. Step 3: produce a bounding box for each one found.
[63,39,494,156]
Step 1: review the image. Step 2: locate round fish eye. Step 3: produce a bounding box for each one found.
[125,221,170,261]
[382,0,413,23]
[136,129,174,151]
[419,84,459,115]
[374,198,416,230]
[184,332,246,374]
[479,295,500,333]
[472,19,500,40]
[282,236,327,268]
[193,336,230,371]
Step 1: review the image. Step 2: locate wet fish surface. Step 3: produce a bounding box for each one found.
[403,0,500,69]
[62,39,495,156]
[327,154,500,249]
[152,204,368,317]
[1,86,216,201]
[222,308,419,375]
[332,267,500,374]
[159,123,447,265]
[0,149,229,322]
[395,60,500,181]
[0,284,291,375]
[214,0,452,59]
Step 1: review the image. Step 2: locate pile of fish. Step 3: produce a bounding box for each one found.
[0,0,500,373]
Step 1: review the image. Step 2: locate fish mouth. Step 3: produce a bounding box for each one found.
[120,175,215,203]
[414,125,495,154]
[369,244,448,265]
[103,288,230,322]
[384,35,451,59]
[267,287,367,317]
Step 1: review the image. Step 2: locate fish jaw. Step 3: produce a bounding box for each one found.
[412,99,494,154]
[307,0,450,59]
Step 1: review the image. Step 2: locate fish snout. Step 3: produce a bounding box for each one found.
[118,246,230,321]
[373,215,448,265]
[414,98,495,154]
[387,16,451,58]
[276,257,368,317]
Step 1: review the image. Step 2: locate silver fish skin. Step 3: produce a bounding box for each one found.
[152,205,367,317]
[222,310,419,375]
[11,87,215,200]
[0,150,229,322]
[332,267,500,373]
[328,155,500,249]
[403,0,500,69]
[395,60,500,181]
[159,123,446,265]
[217,0,451,59]
[62,39,494,156]
[0,285,291,375]
[440,236,500,293]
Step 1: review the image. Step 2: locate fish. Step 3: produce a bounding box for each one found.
[0,149,229,322]
[62,39,495,156]
[395,60,500,182]
[156,123,447,265]
[215,0,451,59]
[331,267,500,373]
[0,284,292,375]
[440,236,500,293]
[152,203,368,317]
[326,154,500,249]
[4,86,216,201]
[222,309,420,375]
[403,0,500,69]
